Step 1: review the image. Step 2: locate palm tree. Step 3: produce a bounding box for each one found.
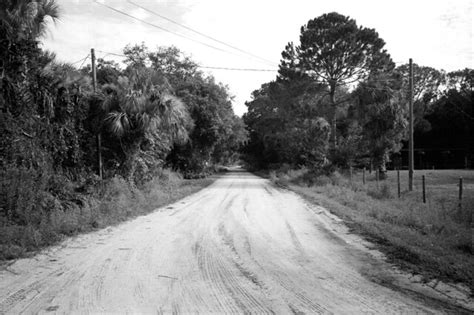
[101,68,192,182]
[1,1,60,115]
[1,0,60,73]
[0,0,59,40]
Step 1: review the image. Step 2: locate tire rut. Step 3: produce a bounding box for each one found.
[193,239,273,314]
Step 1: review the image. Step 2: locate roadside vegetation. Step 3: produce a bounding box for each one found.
[0,1,247,260]
[0,170,214,260]
[268,167,473,292]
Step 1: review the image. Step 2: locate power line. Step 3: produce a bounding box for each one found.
[79,55,90,69]
[93,0,258,63]
[97,50,126,58]
[94,50,277,72]
[127,0,277,67]
[89,51,409,78]
[71,54,90,66]
[199,66,276,72]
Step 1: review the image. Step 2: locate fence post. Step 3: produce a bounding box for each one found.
[349,166,353,184]
[376,169,379,190]
[422,175,426,203]
[363,167,366,185]
[397,169,401,198]
[459,177,463,210]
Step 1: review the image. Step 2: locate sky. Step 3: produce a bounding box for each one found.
[42,0,473,116]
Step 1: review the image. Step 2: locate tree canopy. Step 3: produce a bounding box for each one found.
[244,12,472,172]
[278,12,394,147]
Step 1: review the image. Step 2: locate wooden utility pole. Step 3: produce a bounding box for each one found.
[408,58,414,191]
[91,48,97,91]
[91,48,103,180]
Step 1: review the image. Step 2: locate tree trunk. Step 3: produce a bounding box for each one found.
[329,83,337,150]
[378,151,389,180]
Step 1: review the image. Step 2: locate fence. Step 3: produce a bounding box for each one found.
[346,167,471,211]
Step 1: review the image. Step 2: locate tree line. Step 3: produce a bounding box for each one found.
[0,1,247,227]
[243,12,473,174]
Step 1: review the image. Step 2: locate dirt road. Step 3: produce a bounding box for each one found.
[0,169,471,313]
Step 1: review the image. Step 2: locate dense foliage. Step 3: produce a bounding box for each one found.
[118,44,248,174]
[0,1,247,241]
[244,12,473,172]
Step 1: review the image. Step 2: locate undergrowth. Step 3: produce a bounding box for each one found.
[0,167,214,260]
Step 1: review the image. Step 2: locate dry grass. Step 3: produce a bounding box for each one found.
[0,169,215,261]
[270,168,474,292]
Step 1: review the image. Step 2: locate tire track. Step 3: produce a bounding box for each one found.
[193,238,273,313]
[193,241,239,313]
[0,280,43,313]
[218,224,266,291]
[285,221,307,258]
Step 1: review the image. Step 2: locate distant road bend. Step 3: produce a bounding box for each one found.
[0,168,471,313]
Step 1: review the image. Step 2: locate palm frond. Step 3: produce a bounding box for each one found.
[34,0,60,38]
[101,91,120,113]
[135,112,154,131]
[104,111,130,138]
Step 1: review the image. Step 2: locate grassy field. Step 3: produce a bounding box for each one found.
[269,168,473,293]
[354,169,472,203]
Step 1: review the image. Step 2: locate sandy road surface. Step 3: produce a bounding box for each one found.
[0,169,471,314]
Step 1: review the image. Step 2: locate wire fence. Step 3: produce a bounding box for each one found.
[345,168,472,212]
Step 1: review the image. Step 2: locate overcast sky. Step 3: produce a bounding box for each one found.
[42,0,473,116]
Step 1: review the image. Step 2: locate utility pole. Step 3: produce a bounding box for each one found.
[91,48,103,180]
[408,58,414,191]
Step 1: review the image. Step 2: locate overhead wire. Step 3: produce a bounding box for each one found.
[92,1,409,80]
[90,51,406,95]
[127,0,277,67]
[92,0,270,65]
[96,50,125,57]
[94,50,277,72]
[199,66,276,72]
[92,1,414,82]
[78,55,90,69]
[97,50,126,58]
[90,52,409,98]
[71,54,90,66]
[93,49,406,80]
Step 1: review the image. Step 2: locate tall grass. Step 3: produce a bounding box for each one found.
[0,167,213,260]
[269,167,474,292]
